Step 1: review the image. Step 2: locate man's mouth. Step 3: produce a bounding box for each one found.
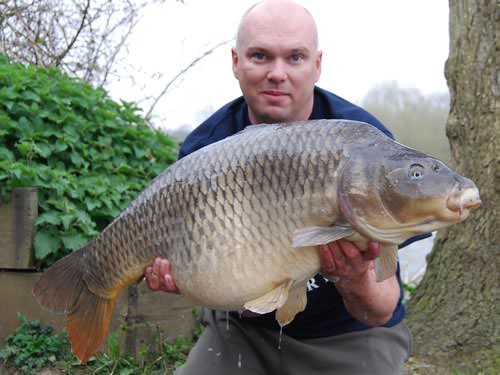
[262,90,288,97]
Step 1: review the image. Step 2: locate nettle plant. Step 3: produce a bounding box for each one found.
[0,54,178,268]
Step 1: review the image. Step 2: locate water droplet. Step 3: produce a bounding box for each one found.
[238,352,242,368]
[225,311,230,331]
[278,326,283,350]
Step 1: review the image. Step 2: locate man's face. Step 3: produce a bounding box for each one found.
[232,8,322,124]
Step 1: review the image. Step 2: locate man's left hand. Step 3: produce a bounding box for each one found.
[319,240,382,283]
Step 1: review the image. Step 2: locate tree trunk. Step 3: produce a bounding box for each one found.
[407,0,499,373]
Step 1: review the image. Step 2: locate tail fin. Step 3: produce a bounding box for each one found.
[67,286,117,362]
[33,247,118,363]
[33,248,86,313]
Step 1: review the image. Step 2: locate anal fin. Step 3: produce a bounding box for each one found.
[275,281,308,327]
[244,279,294,314]
[375,244,399,282]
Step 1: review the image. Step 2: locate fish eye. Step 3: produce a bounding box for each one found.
[409,163,424,180]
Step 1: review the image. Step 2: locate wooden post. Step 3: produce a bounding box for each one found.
[0,187,38,269]
[121,282,198,357]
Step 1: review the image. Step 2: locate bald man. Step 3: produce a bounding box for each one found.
[145,1,418,374]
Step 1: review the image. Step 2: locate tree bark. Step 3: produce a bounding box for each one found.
[407,0,500,373]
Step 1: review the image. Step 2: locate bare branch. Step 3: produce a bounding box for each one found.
[55,0,90,66]
[0,0,149,86]
[145,38,233,120]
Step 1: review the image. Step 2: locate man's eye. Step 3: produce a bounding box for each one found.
[289,54,304,63]
[252,52,266,61]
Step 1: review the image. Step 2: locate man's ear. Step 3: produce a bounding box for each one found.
[315,50,323,82]
[231,47,239,79]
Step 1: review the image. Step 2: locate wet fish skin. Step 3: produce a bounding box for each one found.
[33,119,480,362]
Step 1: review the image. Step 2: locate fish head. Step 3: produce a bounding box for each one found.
[338,146,481,244]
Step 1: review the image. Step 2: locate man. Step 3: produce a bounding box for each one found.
[145,1,421,373]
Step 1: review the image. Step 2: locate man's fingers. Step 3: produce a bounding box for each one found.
[365,241,382,260]
[319,244,336,274]
[331,240,346,268]
[164,274,179,293]
[337,240,366,273]
[159,258,169,276]
[152,257,162,276]
[145,257,172,292]
[145,267,160,290]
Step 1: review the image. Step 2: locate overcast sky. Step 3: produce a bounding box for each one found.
[109,0,450,131]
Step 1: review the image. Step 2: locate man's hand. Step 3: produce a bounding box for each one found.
[319,239,400,326]
[144,257,180,294]
[319,240,382,283]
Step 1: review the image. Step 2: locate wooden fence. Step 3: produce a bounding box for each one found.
[0,188,197,356]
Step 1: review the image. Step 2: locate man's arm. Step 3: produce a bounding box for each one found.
[319,240,400,326]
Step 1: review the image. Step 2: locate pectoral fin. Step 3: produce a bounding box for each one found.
[292,225,354,248]
[375,244,399,282]
[244,279,294,314]
[275,281,308,327]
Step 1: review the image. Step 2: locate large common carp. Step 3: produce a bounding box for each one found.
[33,120,480,362]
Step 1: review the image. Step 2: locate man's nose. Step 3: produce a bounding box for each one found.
[267,60,287,82]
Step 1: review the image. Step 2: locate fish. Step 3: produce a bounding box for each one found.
[33,119,481,362]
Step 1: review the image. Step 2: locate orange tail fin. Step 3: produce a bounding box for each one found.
[67,287,117,362]
[33,247,118,363]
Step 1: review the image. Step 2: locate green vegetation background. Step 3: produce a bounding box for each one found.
[0,54,178,268]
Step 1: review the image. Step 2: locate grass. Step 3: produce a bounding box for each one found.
[0,312,203,375]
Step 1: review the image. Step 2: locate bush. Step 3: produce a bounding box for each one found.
[0,313,72,374]
[0,54,178,267]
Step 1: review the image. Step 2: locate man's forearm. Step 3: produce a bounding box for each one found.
[334,270,400,326]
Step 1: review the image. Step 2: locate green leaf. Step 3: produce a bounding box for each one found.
[70,151,84,166]
[61,233,88,250]
[133,146,147,158]
[34,143,52,158]
[34,231,61,259]
[85,198,101,211]
[54,141,68,152]
[36,212,61,226]
[21,90,41,102]
[60,214,74,230]
[0,147,14,161]
[16,142,33,156]
[97,135,112,146]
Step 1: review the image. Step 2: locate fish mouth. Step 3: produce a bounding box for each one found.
[446,186,481,217]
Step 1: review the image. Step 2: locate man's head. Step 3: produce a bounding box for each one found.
[232,0,322,124]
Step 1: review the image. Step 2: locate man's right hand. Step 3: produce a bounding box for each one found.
[144,257,180,294]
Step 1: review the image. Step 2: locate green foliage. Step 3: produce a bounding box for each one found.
[402,282,417,304]
[69,319,204,375]
[160,335,194,371]
[0,313,72,374]
[0,53,178,267]
[0,314,204,375]
[74,332,152,375]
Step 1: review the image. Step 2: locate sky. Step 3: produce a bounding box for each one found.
[109,0,450,131]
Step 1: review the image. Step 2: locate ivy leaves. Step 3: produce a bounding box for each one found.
[0,54,178,268]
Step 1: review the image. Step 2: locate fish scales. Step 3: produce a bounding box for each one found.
[33,119,481,362]
[104,122,335,301]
